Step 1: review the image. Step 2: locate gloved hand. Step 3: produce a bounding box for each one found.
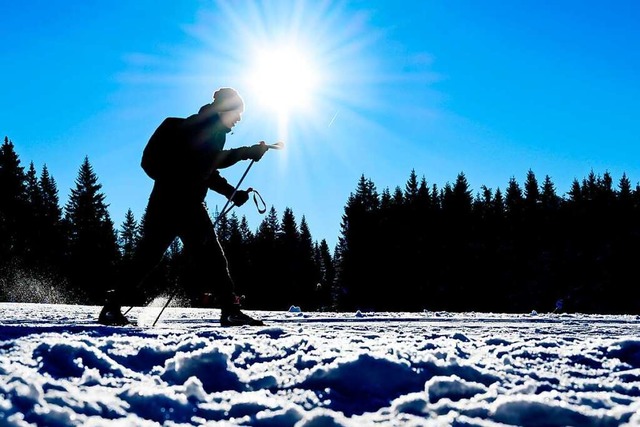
[230,189,250,207]
[244,142,268,161]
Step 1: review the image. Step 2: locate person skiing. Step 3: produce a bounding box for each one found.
[98,87,268,326]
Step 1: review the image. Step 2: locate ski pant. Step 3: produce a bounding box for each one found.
[117,183,236,308]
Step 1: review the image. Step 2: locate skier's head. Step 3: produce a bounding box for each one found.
[212,87,244,113]
[211,87,244,130]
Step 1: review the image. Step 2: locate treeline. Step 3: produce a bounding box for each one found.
[335,170,640,314]
[2,136,640,313]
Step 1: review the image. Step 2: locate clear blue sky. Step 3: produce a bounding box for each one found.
[2,1,639,250]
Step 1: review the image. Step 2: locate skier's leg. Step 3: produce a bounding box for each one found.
[123,223,177,304]
[179,202,236,308]
[179,202,263,326]
[98,195,177,325]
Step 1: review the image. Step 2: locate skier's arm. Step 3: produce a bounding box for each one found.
[206,170,250,206]
[214,143,268,169]
[214,148,246,169]
[206,170,235,197]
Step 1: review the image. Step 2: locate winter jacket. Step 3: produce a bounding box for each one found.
[141,103,251,201]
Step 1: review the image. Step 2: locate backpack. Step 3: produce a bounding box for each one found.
[140,117,185,180]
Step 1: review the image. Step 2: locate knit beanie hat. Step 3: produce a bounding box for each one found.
[211,87,244,113]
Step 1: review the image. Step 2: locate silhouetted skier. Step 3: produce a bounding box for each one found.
[99,87,268,326]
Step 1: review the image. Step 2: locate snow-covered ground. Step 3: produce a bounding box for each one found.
[1,301,640,426]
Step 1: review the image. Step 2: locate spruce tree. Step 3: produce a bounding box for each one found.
[64,156,119,303]
[581,170,598,201]
[523,169,540,211]
[417,176,432,211]
[537,175,563,309]
[298,216,319,310]
[251,206,280,309]
[24,162,68,302]
[315,239,335,310]
[118,209,140,263]
[232,215,255,303]
[379,188,392,210]
[505,177,524,219]
[617,173,633,208]
[0,137,27,260]
[38,164,65,272]
[239,216,254,242]
[493,187,505,216]
[404,169,419,203]
[215,209,231,243]
[223,213,252,301]
[24,162,43,265]
[540,175,561,212]
[442,173,474,310]
[278,207,300,308]
[451,172,473,216]
[567,179,583,204]
[25,162,42,210]
[392,186,404,206]
[336,175,380,310]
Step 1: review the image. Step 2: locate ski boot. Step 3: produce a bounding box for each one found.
[98,290,131,326]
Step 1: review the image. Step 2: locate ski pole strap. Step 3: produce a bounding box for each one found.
[249,188,266,214]
[219,188,266,217]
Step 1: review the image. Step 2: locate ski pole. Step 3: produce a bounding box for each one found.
[151,292,176,326]
[216,159,256,224]
[151,141,284,327]
[216,141,283,222]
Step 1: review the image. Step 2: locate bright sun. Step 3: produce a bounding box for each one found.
[189,0,375,152]
[246,45,320,116]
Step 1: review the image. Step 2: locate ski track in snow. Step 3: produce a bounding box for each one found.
[1,302,640,426]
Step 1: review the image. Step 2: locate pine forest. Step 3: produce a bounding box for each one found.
[2,136,640,314]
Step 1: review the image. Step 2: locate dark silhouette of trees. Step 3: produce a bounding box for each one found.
[335,175,381,311]
[298,216,321,310]
[314,238,336,310]
[0,137,27,263]
[118,209,140,264]
[219,212,253,303]
[24,162,42,265]
[246,206,280,309]
[21,162,67,296]
[1,139,67,301]
[278,207,301,306]
[117,209,141,290]
[0,137,28,301]
[335,169,640,314]
[63,156,119,303]
[217,207,327,312]
[37,165,66,272]
[3,135,640,314]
